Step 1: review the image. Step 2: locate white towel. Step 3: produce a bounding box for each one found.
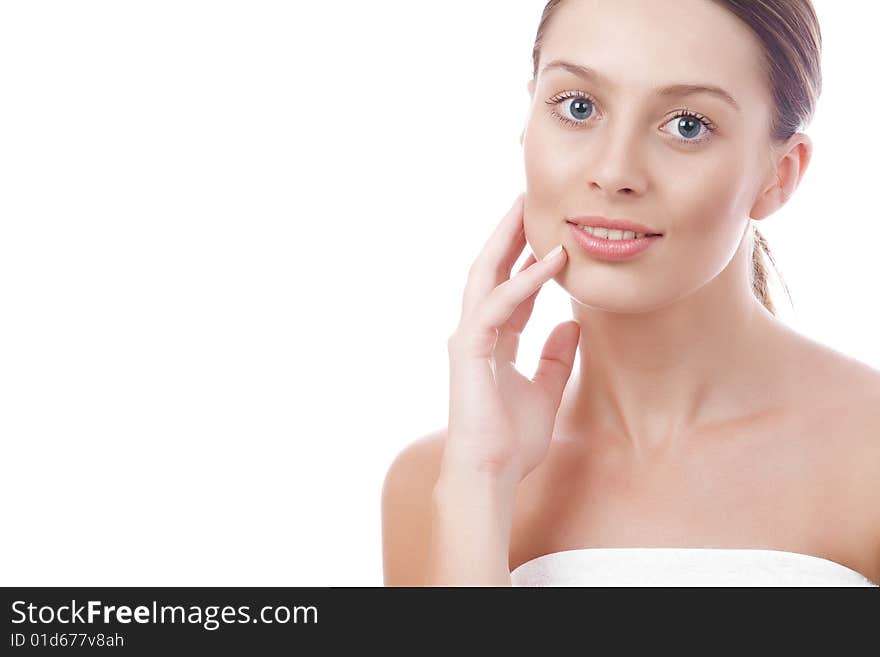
[509,547,878,586]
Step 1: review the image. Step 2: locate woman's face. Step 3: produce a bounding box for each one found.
[523,0,784,313]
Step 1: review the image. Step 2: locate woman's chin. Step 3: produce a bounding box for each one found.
[558,275,671,314]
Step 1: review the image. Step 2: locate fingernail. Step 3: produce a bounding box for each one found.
[542,244,563,262]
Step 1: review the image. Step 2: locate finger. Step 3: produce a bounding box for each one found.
[532,320,581,405]
[494,254,541,365]
[460,194,527,320]
[505,253,542,335]
[452,245,567,359]
[477,193,527,276]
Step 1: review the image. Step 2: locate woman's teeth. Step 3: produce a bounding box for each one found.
[576,224,650,240]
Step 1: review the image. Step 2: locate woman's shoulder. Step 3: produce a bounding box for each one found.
[383,428,447,487]
[381,428,448,586]
[781,326,880,464]
[772,322,880,418]
[834,380,880,585]
[382,428,448,517]
[787,334,880,581]
[772,317,880,382]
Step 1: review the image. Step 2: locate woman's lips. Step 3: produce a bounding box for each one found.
[567,216,663,236]
[566,221,662,261]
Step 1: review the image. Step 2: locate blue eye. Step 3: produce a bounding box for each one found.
[545,90,717,145]
[561,96,595,122]
[662,112,714,142]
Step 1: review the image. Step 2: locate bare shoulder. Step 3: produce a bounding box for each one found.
[795,336,880,579]
[380,428,448,586]
[381,427,448,500]
[847,381,880,584]
[777,319,880,388]
[846,373,880,516]
[790,330,880,463]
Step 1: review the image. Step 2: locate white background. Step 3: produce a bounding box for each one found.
[0,1,877,586]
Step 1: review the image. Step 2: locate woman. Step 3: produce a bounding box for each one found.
[382,0,880,586]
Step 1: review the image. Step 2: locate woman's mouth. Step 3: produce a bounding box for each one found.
[566,221,663,261]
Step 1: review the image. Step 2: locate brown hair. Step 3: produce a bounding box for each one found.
[531,0,823,315]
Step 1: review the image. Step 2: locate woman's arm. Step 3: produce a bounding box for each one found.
[425,468,518,586]
[381,430,519,586]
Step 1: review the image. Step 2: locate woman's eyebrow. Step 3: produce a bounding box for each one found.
[540,59,741,113]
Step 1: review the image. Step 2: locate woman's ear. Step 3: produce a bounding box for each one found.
[749,132,813,221]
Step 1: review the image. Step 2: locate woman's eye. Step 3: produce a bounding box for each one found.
[546,93,717,145]
[550,96,595,124]
[660,114,712,142]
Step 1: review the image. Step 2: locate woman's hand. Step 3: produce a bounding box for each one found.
[441,193,581,488]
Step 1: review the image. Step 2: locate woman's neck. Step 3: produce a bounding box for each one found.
[558,238,783,456]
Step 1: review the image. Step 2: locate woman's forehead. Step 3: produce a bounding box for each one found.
[541,0,767,90]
